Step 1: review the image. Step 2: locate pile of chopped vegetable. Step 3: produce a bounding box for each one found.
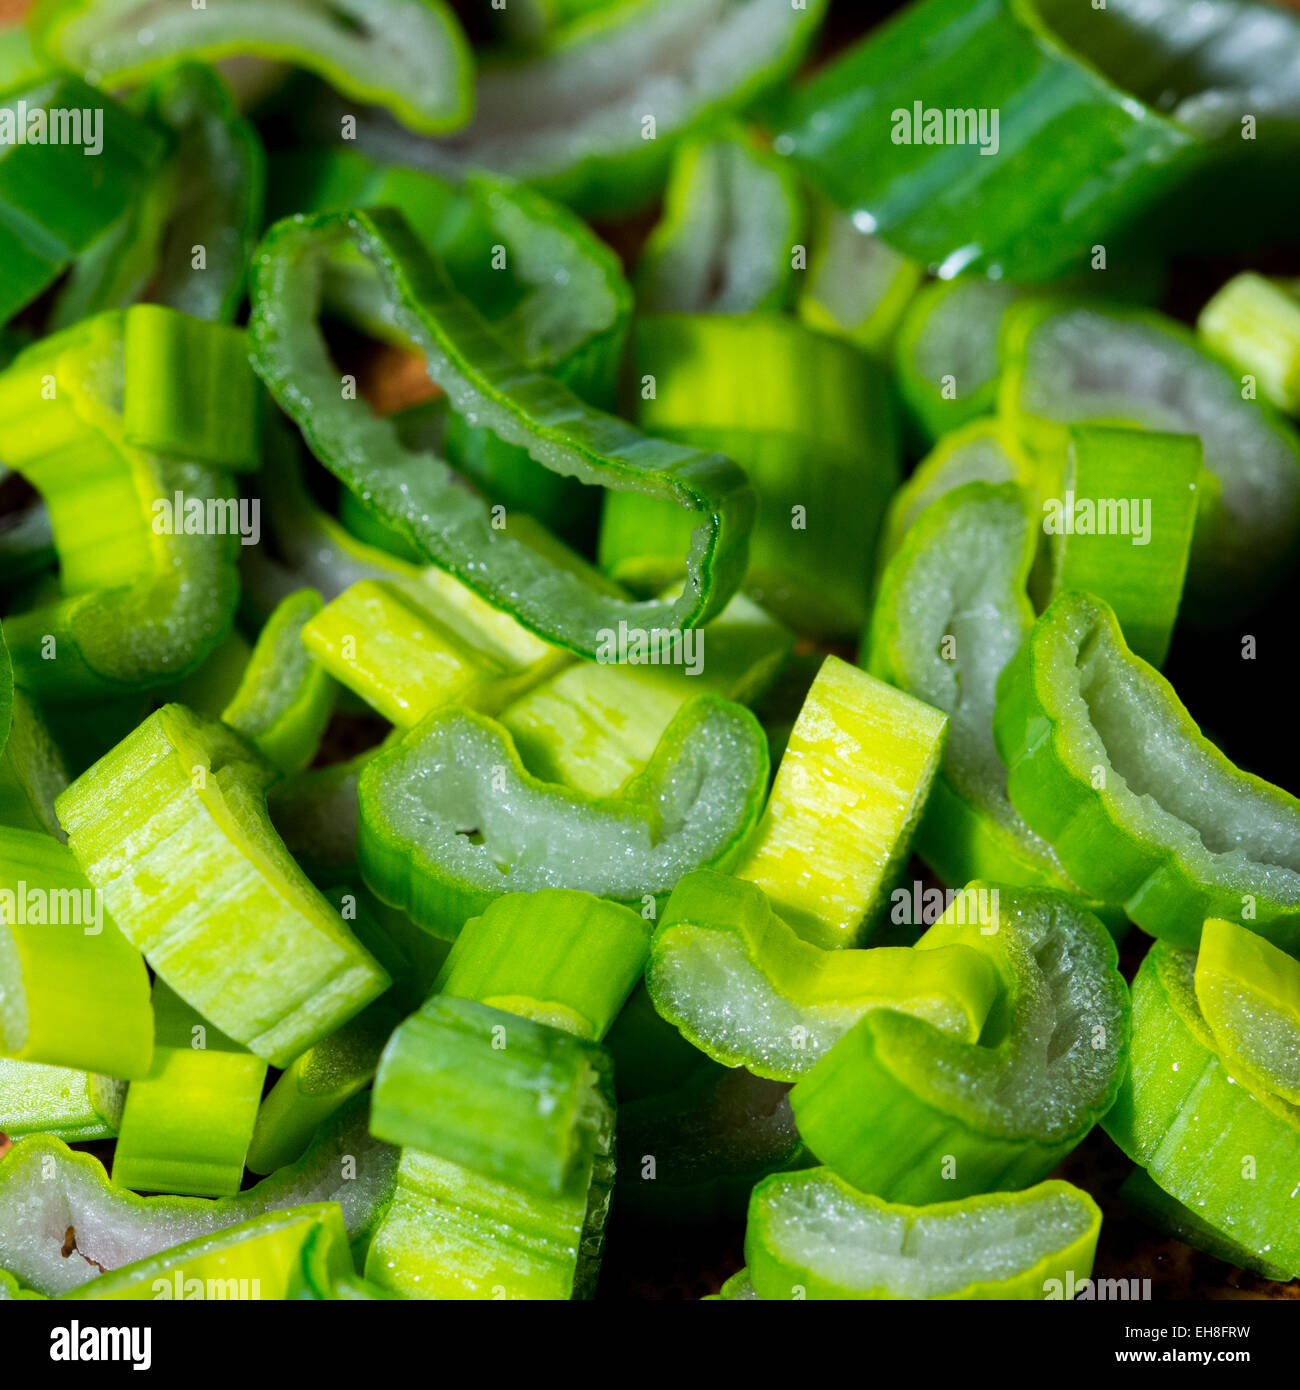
[2,0,1300,1304]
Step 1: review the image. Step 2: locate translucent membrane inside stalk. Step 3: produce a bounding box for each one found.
[637,123,803,315]
[747,1170,1099,1300]
[0,1099,396,1296]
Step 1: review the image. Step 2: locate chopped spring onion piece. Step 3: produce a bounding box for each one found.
[708,1269,760,1300]
[248,209,755,659]
[646,869,999,1081]
[0,825,152,1079]
[598,312,898,639]
[1195,917,1300,1109]
[342,0,828,217]
[52,62,264,328]
[363,1134,613,1300]
[499,590,792,797]
[0,75,164,322]
[120,306,263,471]
[790,883,1130,1204]
[0,1095,396,1297]
[1103,941,1300,1280]
[0,1058,123,1142]
[1046,427,1201,668]
[798,204,923,356]
[0,690,69,838]
[244,1001,403,1177]
[636,122,804,315]
[434,889,651,1042]
[357,695,768,940]
[221,589,337,775]
[745,1171,1101,1301]
[371,994,614,1199]
[29,0,474,135]
[733,656,947,949]
[1198,272,1300,417]
[0,311,240,697]
[61,1202,351,1301]
[771,0,1300,282]
[1000,299,1300,612]
[994,590,1300,952]
[111,982,267,1199]
[302,578,568,729]
[56,704,390,1066]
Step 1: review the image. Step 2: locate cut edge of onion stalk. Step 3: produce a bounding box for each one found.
[994,589,1300,952]
[646,868,1000,1081]
[1198,272,1300,417]
[745,1170,1101,1301]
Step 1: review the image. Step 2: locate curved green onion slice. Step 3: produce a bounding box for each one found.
[52,61,264,328]
[222,588,337,776]
[646,869,999,1081]
[0,1058,124,1142]
[110,982,267,1200]
[0,825,152,1079]
[0,690,69,839]
[734,656,947,949]
[1103,941,1300,1279]
[434,889,652,1042]
[248,208,754,659]
[342,0,828,217]
[0,1096,396,1296]
[771,0,1300,282]
[1196,917,1300,1109]
[790,882,1130,1204]
[1000,299,1300,611]
[56,704,390,1066]
[636,122,804,315]
[29,0,474,135]
[994,590,1300,952]
[357,695,768,940]
[745,1171,1101,1301]
[1199,273,1300,418]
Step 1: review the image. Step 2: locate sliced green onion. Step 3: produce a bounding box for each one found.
[357,695,768,940]
[1103,941,1300,1279]
[0,1096,396,1296]
[111,982,267,1199]
[29,0,474,135]
[371,994,613,1199]
[790,883,1130,1203]
[994,590,1300,952]
[1000,299,1300,612]
[771,0,1300,282]
[0,825,152,1079]
[0,74,164,322]
[222,589,337,776]
[636,122,804,315]
[734,656,947,949]
[646,869,999,1081]
[343,0,828,217]
[0,1058,123,1142]
[1198,272,1300,417]
[56,704,390,1066]
[248,209,754,659]
[0,690,65,839]
[435,890,649,1042]
[598,312,898,639]
[1195,917,1300,1109]
[745,1171,1101,1301]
